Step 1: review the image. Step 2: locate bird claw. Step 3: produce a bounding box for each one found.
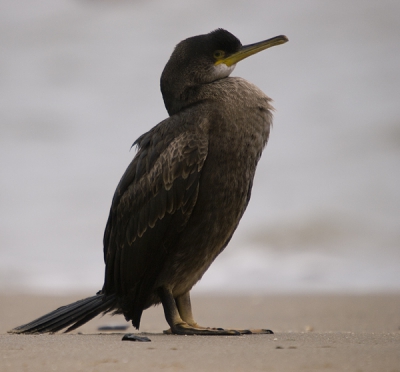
[163,324,273,336]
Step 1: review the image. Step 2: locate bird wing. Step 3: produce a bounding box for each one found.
[102,117,209,318]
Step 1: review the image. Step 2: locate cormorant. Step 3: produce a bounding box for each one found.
[10,29,288,336]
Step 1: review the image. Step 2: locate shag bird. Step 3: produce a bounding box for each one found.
[10,29,288,336]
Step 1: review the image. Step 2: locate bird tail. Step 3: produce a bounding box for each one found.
[8,293,117,334]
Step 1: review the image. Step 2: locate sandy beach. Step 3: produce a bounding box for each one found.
[1,293,399,371]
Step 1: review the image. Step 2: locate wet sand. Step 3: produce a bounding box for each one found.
[1,293,399,371]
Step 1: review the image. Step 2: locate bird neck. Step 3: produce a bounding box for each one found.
[160,75,200,116]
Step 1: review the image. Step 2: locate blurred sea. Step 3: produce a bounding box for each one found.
[1,0,399,294]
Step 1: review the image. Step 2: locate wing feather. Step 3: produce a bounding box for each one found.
[102,118,209,326]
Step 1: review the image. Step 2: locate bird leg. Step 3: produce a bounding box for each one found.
[158,289,273,335]
[158,288,240,335]
[175,291,199,327]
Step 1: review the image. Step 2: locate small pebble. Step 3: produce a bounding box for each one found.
[122,334,151,342]
[304,325,314,332]
[98,324,129,331]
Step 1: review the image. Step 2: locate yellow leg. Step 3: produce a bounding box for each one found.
[159,289,273,335]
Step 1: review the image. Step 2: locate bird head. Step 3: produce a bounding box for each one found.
[161,29,288,115]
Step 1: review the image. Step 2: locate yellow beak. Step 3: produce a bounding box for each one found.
[215,35,288,67]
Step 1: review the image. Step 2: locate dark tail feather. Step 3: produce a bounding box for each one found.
[8,293,118,334]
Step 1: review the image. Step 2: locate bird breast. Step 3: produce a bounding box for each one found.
[204,76,273,169]
[159,77,273,296]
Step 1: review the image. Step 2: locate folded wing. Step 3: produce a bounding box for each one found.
[102,118,209,327]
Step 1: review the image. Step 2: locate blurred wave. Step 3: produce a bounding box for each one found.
[1,0,399,293]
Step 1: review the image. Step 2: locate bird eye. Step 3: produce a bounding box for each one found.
[213,50,225,60]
